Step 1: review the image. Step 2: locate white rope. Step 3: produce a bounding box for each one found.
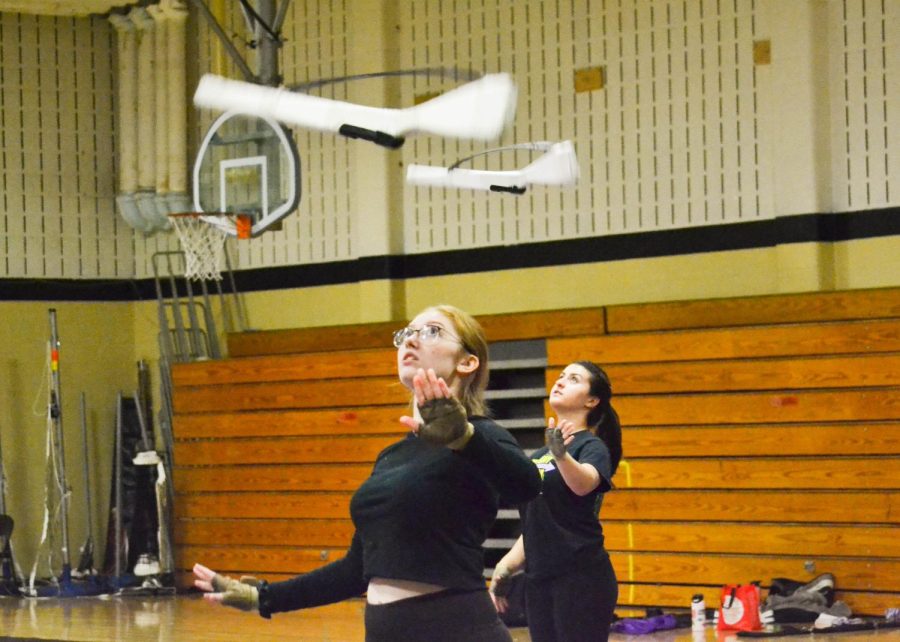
[170,216,228,281]
[26,347,69,596]
[30,345,51,418]
[27,411,57,596]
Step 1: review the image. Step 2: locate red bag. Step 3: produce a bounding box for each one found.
[717,584,762,632]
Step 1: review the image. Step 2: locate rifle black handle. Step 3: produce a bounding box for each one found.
[490,184,527,195]
[339,124,405,149]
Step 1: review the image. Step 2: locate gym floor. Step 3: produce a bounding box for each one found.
[1,593,898,641]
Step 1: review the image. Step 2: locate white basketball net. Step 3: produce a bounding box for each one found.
[170,215,228,281]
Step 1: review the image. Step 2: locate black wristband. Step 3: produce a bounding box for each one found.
[256,579,273,619]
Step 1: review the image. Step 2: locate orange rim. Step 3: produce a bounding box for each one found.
[168,212,252,239]
[235,214,252,240]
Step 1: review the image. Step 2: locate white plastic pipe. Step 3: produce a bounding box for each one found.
[166,0,190,207]
[109,13,145,230]
[130,7,156,191]
[109,14,137,195]
[132,7,166,229]
[148,4,170,210]
[406,141,580,192]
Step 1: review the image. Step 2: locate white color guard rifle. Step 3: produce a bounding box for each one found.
[406,140,579,194]
[193,72,517,148]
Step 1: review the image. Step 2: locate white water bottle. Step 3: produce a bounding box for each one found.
[691,593,706,630]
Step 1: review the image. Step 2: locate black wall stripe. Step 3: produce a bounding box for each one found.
[1,208,897,301]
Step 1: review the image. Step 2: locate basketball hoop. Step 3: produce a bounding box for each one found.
[192,111,301,238]
[168,213,250,281]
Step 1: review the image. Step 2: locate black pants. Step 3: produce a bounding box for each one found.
[524,553,618,642]
[365,589,513,642]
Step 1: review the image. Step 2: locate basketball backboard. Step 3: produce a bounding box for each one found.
[192,111,300,237]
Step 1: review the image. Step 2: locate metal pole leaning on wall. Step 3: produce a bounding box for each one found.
[74,393,96,578]
[114,392,124,584]
[41,312,103,597]
[47,310,72,586]
[0,423,21,595]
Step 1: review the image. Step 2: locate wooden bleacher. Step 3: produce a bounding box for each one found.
[171,288,900,615]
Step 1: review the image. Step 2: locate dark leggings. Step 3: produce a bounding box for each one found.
[365,589,513,642]
[525,553,618,642]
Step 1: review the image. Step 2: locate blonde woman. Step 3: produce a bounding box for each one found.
[195,305,541,642]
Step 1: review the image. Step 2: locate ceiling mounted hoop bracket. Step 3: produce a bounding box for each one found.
[189,0,292,85]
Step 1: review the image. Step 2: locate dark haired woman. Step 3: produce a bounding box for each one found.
[490,360,622,642]
[193,305,541,642]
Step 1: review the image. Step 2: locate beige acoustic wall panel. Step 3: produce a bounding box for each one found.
[0,2,135,17]
[0,12,127,279]
[830,0,899,211]
[133,0,358,279]
[399,0,768,254]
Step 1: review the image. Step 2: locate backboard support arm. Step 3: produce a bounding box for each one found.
[189,0,293,86]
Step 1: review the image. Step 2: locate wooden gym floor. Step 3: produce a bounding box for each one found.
[1,593,898,641]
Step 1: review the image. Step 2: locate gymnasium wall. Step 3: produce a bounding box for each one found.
[226,234,900,333]
[160,0,900,333]
[0,1,897,289]
[0,0,899,579]
[0,13,130,280]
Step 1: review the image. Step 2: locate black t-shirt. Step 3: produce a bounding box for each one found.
[260,416,541,616]
[521,430,612,579]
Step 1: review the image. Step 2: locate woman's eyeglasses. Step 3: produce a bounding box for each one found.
[392,324,461,348]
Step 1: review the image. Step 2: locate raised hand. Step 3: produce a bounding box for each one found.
[400,369,473,449]
[545,417,576,459]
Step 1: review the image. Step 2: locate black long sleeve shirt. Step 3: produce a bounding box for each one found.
[260,416,541,617]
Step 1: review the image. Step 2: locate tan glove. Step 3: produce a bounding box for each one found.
[418,397,473,449]
[212,573,261,612]
[490,563,513,598]
[545,427,567,459]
